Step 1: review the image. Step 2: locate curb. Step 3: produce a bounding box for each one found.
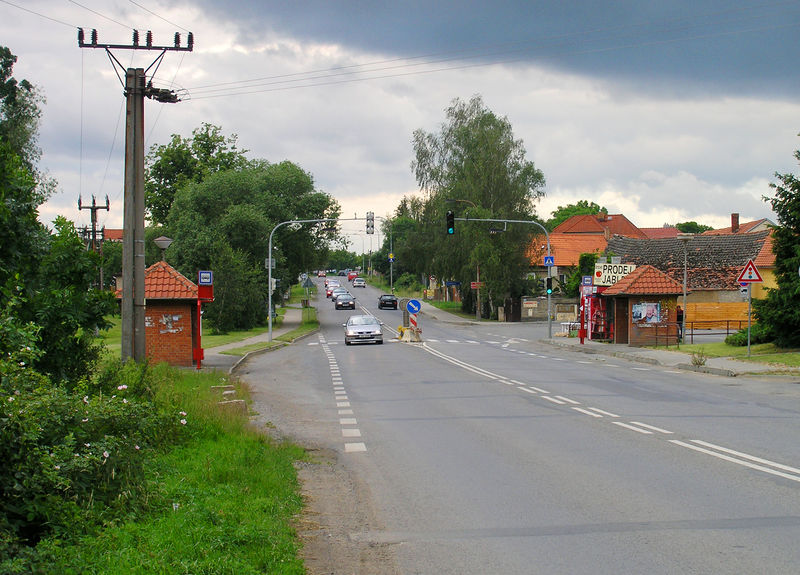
[229,327,320,375]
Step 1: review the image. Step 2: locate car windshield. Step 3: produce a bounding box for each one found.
[348,316,378,326]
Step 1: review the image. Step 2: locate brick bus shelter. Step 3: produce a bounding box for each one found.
[117,261,200,367]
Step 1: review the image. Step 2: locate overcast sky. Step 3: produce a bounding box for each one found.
[3,0,800,252]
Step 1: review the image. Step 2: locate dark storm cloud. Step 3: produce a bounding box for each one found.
[191,0,800,97]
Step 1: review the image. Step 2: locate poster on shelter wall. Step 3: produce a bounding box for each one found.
[632,302,660,324]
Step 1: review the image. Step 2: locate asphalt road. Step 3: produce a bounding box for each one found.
[243,278,800,574]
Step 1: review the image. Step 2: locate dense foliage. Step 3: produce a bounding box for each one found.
[165,155,339,332]
[546,201,606,231]
[410,95,546,316]
[753,141,800,347]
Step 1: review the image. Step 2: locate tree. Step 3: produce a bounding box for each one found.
[145,123,249,226]
[753,142,800,347]
[168,161,339,331]
[0,46,43,174]
[676,221,713,234]
[411,95,545,315]
[546,201,606,230]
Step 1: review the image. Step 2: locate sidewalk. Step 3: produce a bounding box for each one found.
[199,304,307,373]
[544,335,799,378]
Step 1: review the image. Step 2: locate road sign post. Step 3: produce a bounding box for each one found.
[737,259,763,357]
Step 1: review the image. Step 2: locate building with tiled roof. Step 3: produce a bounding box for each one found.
[702,213,774,235]
[598,265,684,346]
[605,231,773,300]
[553,213,648,238]
[640,226,679,239]
[117,260,200,367]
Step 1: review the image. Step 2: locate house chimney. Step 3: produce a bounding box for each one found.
[731,213,739,233]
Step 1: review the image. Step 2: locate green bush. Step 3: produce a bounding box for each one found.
[395,272,422,291]
[0,360,185,558]
[724,323,772,347]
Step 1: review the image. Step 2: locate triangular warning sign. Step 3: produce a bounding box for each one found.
[737,259,763,283]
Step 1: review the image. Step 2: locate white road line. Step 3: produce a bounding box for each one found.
[519,387,538,394]
[466,340,480,344]
[631,367,650,371]
[588,407,619,418]
[551,357,565,361]
[670,440,800,483]
[573,407,603,418]
[509,380,525,386]
[577,361,593,364]
[528,386,550,394]
[555,396,581,405]
[612,422,653,434]
[340,418,357,425]
[690,440,800,475]
[630,422,673,434]
[542,396,566,405]
[446,339,460,343]
[345,442,367,453]
[342,428,361,437]
[337,402,350,408]
[338,409,353,415]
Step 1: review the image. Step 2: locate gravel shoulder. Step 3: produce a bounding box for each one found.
[239,355,401,575]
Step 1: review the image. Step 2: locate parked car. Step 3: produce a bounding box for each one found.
[335,293,356,310]
[343,315,383,345]
[352,277,366,288]
[377,294,398,309]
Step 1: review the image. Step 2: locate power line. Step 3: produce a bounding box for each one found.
[67,0,131,29]
[127,0,190,33]
[0,0,76,27]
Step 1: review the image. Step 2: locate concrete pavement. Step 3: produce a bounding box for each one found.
[199,304,308,374]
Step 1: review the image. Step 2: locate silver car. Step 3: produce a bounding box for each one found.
[343,315,383,345]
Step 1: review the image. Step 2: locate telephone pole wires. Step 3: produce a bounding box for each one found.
[79,29,193,362]
[78,194,109,287]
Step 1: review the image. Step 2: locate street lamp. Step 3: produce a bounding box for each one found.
[153,236,173,261]
[677,233,694,344]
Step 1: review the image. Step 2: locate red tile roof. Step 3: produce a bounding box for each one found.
[601,265,684,296]
[528,234,607,267]
[116,261,198,300]
[553,214,647,238]
[640,226,679,239]
[702,218,773,235]
[104,228,123,241]
[144,261,198,299]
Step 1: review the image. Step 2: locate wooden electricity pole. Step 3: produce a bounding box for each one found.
[79,29,193,362]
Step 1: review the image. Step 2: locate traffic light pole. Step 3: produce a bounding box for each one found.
[454,216,553,338]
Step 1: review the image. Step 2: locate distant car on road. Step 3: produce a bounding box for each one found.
[343,315,383,345]
[352,277,366,288]
[326,280,341,297]
[317,270,326,277]
[378,294,398,309]
[348,270,359,281]
[335,293,356,310]
[331,287,349,302]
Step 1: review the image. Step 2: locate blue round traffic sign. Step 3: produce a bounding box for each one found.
[406,299,421,314]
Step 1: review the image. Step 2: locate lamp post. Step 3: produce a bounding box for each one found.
[153,235,173,261]
[677,233,693,345]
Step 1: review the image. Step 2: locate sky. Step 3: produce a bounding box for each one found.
[3,0,800,254]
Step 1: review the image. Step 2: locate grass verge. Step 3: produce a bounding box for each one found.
[219,307,319,356]
[36,368,307,574]
[676,341,800,368]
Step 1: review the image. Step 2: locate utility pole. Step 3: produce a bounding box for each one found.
[79,29,193,362]
[78,194,109,288]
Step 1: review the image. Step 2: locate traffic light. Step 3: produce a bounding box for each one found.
[446,210,455,235]
[366,211,374,234]
[545,277,553,295]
